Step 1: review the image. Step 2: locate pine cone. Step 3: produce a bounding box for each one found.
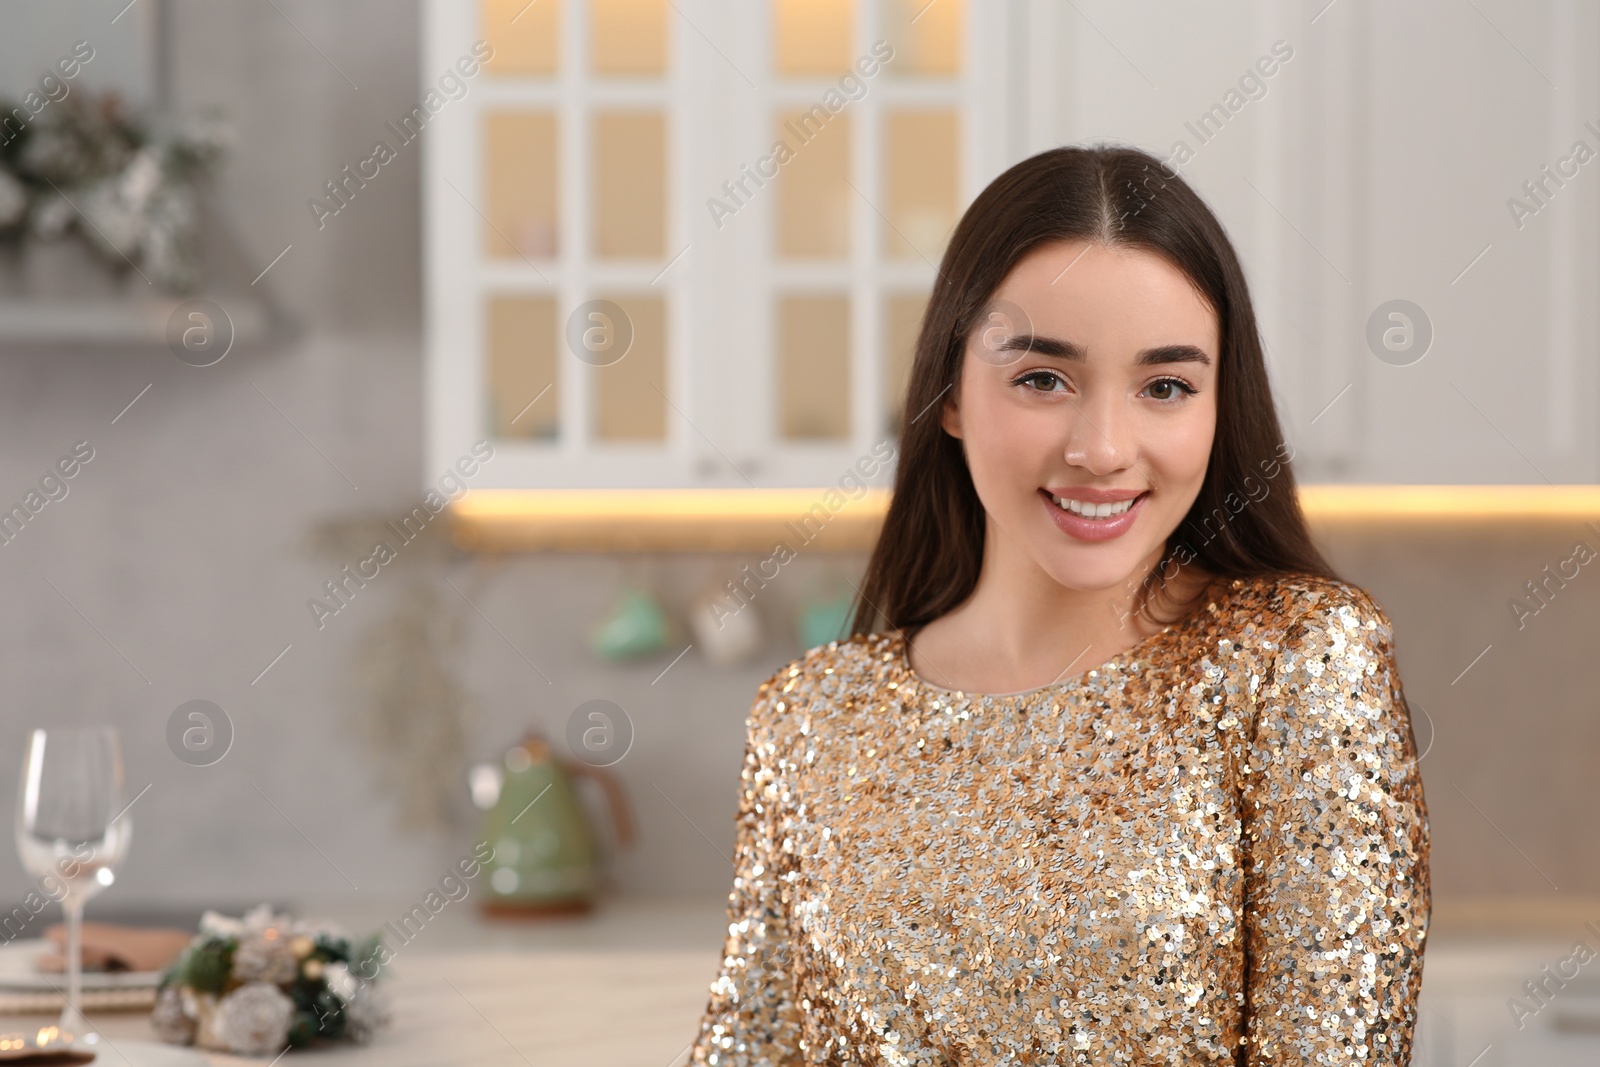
[232,934,299,985]
[206,982,294,1056]
[150,985,195,1046]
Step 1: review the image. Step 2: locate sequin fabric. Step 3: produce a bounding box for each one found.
[686,573,1430,1066]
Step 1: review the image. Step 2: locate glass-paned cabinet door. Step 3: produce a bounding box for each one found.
[744,0,1001,487]
[424,0,1018,490]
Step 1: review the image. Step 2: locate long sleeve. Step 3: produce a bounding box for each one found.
[1239,588,1431,1065]
[686,669,805,1067]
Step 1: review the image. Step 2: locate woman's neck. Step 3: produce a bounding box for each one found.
[906,532,1206,694]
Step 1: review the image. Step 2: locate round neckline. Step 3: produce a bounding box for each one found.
[893,575,1227,701]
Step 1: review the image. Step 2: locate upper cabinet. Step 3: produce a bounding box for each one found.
[427,1,1600,500]
[424,0,1018,491]
[1024,1,1600,486]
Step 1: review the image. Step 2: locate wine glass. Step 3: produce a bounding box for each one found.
[15,728,131,1044]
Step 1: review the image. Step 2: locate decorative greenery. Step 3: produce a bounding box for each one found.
[165,934,233,995]
[151,905,391,1056]
[306,516,478,834]
[0,91,228,293]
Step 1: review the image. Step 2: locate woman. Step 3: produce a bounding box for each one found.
[687,144,1429,1065]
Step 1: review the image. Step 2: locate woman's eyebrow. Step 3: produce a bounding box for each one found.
[991,334,1213,366]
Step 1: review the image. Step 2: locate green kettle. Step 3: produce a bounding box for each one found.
[471,729,635,915]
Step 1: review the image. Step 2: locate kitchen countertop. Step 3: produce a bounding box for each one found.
[0,895,735,1067]
[0,950,724,1066]
[7,894,1600,1066]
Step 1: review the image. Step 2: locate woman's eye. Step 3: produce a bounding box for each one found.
[1012,370,1067,392]
[1144,377,1197,403]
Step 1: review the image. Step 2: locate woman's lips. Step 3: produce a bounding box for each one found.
[1039,488,1149,542]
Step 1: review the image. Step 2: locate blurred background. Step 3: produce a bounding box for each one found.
[0,0,1597,1063]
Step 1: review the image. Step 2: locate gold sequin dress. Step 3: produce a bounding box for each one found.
[686,573,1430,1066]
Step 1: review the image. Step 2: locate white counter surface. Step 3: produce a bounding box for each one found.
[0,895,734,1067]
[9,894,1600,1066]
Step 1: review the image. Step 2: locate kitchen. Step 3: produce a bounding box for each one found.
[0,1,1596,1064]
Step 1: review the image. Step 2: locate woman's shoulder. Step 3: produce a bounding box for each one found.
[1224,575,1420,799]
[762,630,903,695]
[1204,571,1396,657]
[744,631,902,728]
[1211,573,1405,733]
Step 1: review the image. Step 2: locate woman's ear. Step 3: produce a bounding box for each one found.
[939,391,962,438]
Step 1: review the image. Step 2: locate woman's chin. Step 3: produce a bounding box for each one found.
[1030,546,1147,594]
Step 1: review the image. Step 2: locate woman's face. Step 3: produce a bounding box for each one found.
[941,239,1219,596]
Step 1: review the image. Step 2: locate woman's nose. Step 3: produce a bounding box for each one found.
[1062,391,1134,476]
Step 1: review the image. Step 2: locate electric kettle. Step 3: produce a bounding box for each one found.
[469,729,635,915]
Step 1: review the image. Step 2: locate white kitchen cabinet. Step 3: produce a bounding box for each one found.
[423,0,1021,491]
[425,1,1600,497]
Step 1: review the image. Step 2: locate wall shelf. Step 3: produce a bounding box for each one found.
[0,294,272,346]
[449,484,1600,553]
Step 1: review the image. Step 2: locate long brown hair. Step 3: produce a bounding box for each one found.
[850,143,1338,637]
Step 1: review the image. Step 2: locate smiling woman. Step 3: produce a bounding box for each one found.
[686,144,1431,1066]
[930,237,1223,650]
[855,146,1357,652]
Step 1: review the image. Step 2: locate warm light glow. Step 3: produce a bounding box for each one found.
[450,485,1600,552]
[452,488,891,551]
[454,487,894,521]
[1298,484,1600,519]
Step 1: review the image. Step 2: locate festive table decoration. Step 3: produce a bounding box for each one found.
[0,91,228,293]
[151,905,391,1055]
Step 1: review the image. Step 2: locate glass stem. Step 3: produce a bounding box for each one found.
[59,896,90,1040]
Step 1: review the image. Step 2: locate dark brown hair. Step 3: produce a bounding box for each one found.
[850,143,1338,637]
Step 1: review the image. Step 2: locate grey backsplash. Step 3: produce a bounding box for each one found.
[0,325,1586,912]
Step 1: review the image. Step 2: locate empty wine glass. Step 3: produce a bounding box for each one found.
[15,728,131,1044]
